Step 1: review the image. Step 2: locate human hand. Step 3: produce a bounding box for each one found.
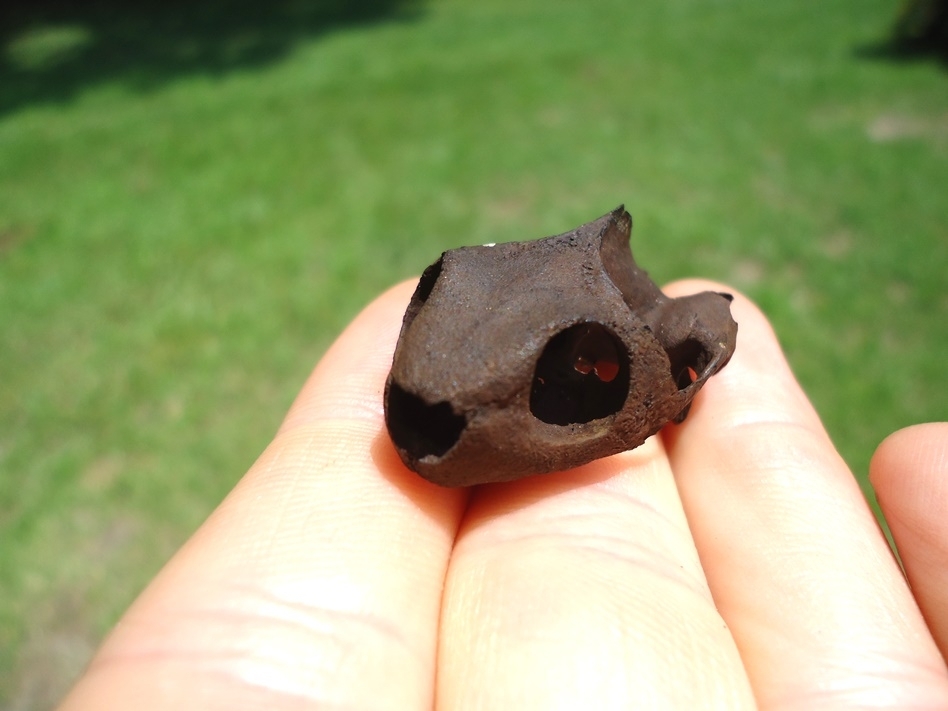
[58,281,948,710]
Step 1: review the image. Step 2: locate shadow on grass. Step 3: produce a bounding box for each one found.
[855,0,947,68]
[0,0,424,116]
[855,37,948,68]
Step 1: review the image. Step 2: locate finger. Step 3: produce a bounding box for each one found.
[662,280,948,709]
[438,437,756,708]
[871,422,948,662]
[59,281,469,711]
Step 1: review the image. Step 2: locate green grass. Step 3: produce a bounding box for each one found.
[2,0,946,705]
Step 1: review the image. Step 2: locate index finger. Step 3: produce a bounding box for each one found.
[59,282,468,711]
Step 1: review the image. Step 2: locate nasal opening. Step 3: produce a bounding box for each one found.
[386,381,466,460]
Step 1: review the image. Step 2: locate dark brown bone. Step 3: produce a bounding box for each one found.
[384,206,737,487]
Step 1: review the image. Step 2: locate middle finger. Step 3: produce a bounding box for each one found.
[437,436,756,710]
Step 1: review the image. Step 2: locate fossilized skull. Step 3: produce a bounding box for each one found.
[384,206,737,487]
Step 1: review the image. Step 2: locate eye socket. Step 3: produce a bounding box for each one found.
[529,322,629,426]
[664,338,708,391]
[399,256,445,335]
[414,256,443,304]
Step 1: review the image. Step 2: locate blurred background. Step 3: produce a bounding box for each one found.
[1,0,946,706]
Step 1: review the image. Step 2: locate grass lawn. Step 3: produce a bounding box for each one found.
[1,0,946,705]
